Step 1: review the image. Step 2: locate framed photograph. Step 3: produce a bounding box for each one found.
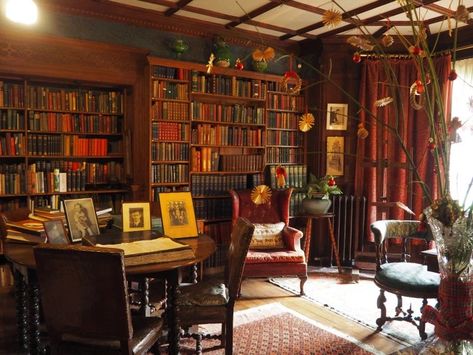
[43,220,69,245]
[326,136,344,176]
[63,198,100,243]
[326,103,348,130]
[159,191,198,238]
[122,202,151,232]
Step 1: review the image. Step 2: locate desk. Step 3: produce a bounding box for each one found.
[5,231,216,355]
[301,213,342,273]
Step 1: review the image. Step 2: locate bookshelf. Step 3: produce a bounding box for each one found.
[0,77,128,214]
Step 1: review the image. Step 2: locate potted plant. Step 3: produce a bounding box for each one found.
[302,174,343,215]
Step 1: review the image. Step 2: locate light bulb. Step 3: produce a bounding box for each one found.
[5,0,38,25]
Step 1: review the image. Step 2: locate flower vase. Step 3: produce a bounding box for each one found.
[420,209,473,354]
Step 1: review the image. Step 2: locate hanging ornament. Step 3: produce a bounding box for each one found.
[456,5,470,24]
[251,185,272,205]
[428,138,436,151]
[408,45,424,57]
[375,96,393,107]
[346,36,374,51]
[357,123,369,139]
[299,113,315,132]
[409,82,424,110]
[322,8,342,28]
[234,58,244,70]
[252,47,275,62]
[448,69,458,81]
[381,34,394,47]
[415,80,425,94]
[352,52,362,63]
[275,166,287,188]
[206,53,215,74]
[281,71,302,95]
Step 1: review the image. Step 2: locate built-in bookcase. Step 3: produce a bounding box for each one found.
[0,77,128,213]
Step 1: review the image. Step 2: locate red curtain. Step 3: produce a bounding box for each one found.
[357,55,452,241]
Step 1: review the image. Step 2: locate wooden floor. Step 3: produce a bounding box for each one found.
[0,262,405,354]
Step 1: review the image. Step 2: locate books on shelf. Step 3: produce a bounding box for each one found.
[268,164,307,189]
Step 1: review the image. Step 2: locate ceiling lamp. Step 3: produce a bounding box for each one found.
[5,0,38,25]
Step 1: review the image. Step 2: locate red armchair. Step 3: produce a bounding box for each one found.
[229,188,307,295]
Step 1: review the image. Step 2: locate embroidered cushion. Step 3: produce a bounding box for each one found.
[249,222,285,250]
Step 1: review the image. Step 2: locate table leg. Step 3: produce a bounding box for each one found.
[166,270,180,355]
[327,218,342,273]
[13,269,29,350]
[27,282,42,354]
[139,278,151,317]
[304,217,313,262]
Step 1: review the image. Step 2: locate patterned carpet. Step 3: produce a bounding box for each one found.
[173,303,383,354]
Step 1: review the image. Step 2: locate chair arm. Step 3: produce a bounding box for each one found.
[370,220,427,245]
[282,226,303,251]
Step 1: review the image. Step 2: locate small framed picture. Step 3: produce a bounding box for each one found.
[122,202,151,232]
[326,103,348,130]
[159,191,198,238]
[326,136,344,176]
[43,220,69,245]
[63,198,100,243]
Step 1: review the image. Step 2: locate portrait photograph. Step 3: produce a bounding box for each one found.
[63,198,100,243]
[326,103,348,131]
[326,136,345,176]
[122,202,151,232]
[159,192,198,238]
[43,220,69,245]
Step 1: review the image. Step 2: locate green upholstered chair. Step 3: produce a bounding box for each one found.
[371,220,440,340]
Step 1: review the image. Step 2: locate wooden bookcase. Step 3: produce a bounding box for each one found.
[0,77,128,213]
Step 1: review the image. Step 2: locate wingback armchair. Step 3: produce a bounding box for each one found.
[229,188,307,295]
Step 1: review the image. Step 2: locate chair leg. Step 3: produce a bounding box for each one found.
[221,322,226,347]
[376,289,387,330]
[395,294,403,316]
[418,298,428,340]
[299,275,307,296]
[225,315,233,355]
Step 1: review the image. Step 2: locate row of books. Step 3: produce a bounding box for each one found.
[152,81,188,100]
[191,124,265,146]
[190,102,265,125]
[152,101,189,121]
[267,130,304,146]
[151,185,190,201]
[290,192,307,216]
[190,147,219,172]
[267,164,307,189]
[0,81,25,108]
[1,109,25,130]
[152,66,189,80]
[29,194,116,212]
[191,71,267,99]
[190,174,256,197]
[0,171,25,195]
[0,133,24,156]
[267,111,299,129]
[151,163,189,184]
[267,81,303,93]
[267,93,304,112]
[194,198,232,220]
[27,86,123,114]
[152,142,189,161]
[27,168,87,193]
[0,198,26,212]
[200,221,233,269]
[219,154,264,172]
[266,147,304,164]
[27,135,117,156]
[152,121,189,141]
[28,111,122,134]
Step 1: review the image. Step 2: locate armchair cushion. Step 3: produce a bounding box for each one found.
[250,222,285,250]
[245,249,305,264]
[177,279,229,306]
[376,262,440,294]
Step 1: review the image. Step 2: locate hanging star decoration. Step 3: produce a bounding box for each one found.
[252,47,275,63]
[299,113,315,132]
[322,8,342,28]
[381,34,394,47]
[281,70,302,95]
[251,185,272,205]
[357,123,369,139]
[206,53,215,74]
[275,166,287,188]
[375,96,394,107]
[346,36,375,51]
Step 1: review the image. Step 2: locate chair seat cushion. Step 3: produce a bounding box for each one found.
[249,222,286,249]
[245,249,305,264]
[375,262,440,294]
[177,279,229,306]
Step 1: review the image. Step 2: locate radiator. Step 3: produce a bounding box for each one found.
[331,195,367,266]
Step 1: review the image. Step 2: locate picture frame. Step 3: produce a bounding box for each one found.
[326,136,344,176]
[63,198,100,243]
[159,191,198,238]
[122,202,151,232]
[43,220,70,245]
[326,103,348,130]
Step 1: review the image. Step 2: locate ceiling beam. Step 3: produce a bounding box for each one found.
[225,1,288,29]
[164,0,193,17]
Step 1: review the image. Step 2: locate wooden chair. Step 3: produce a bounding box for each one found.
[229,188,307,295]
[33,244,163,355]
[371,220,440,340]
[177,217,255,355]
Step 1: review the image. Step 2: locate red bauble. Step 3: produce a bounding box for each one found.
[352,52,361,63]
[234,59,244,70]
[428,142,436,151]
[328,178,336,187]
[412,46,421,55]
[448,70,458,81]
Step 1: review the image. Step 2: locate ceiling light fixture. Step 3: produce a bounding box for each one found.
[5,0,38,25]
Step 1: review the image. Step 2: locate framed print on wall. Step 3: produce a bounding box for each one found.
[122,202,151,232]
[326,136,344,176]
[159,191,198,238]
[326,103,348,130]
[63,198,100,242]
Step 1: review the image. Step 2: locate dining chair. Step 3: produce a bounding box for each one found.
[177,217,255,355]
[33,244,163,354]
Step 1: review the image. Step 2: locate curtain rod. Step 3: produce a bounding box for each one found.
[360,44,473,59]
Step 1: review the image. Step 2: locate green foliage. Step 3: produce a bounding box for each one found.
[305,174,343,200]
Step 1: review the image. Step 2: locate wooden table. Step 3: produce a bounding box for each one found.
[4,231,216,355]
[300,213,342,273]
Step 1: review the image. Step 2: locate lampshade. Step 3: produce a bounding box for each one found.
[5,0,38,25]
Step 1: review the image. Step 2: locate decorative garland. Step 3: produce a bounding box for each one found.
[281,70,302,95]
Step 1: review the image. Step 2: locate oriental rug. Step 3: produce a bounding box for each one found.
[173,303,383,354]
